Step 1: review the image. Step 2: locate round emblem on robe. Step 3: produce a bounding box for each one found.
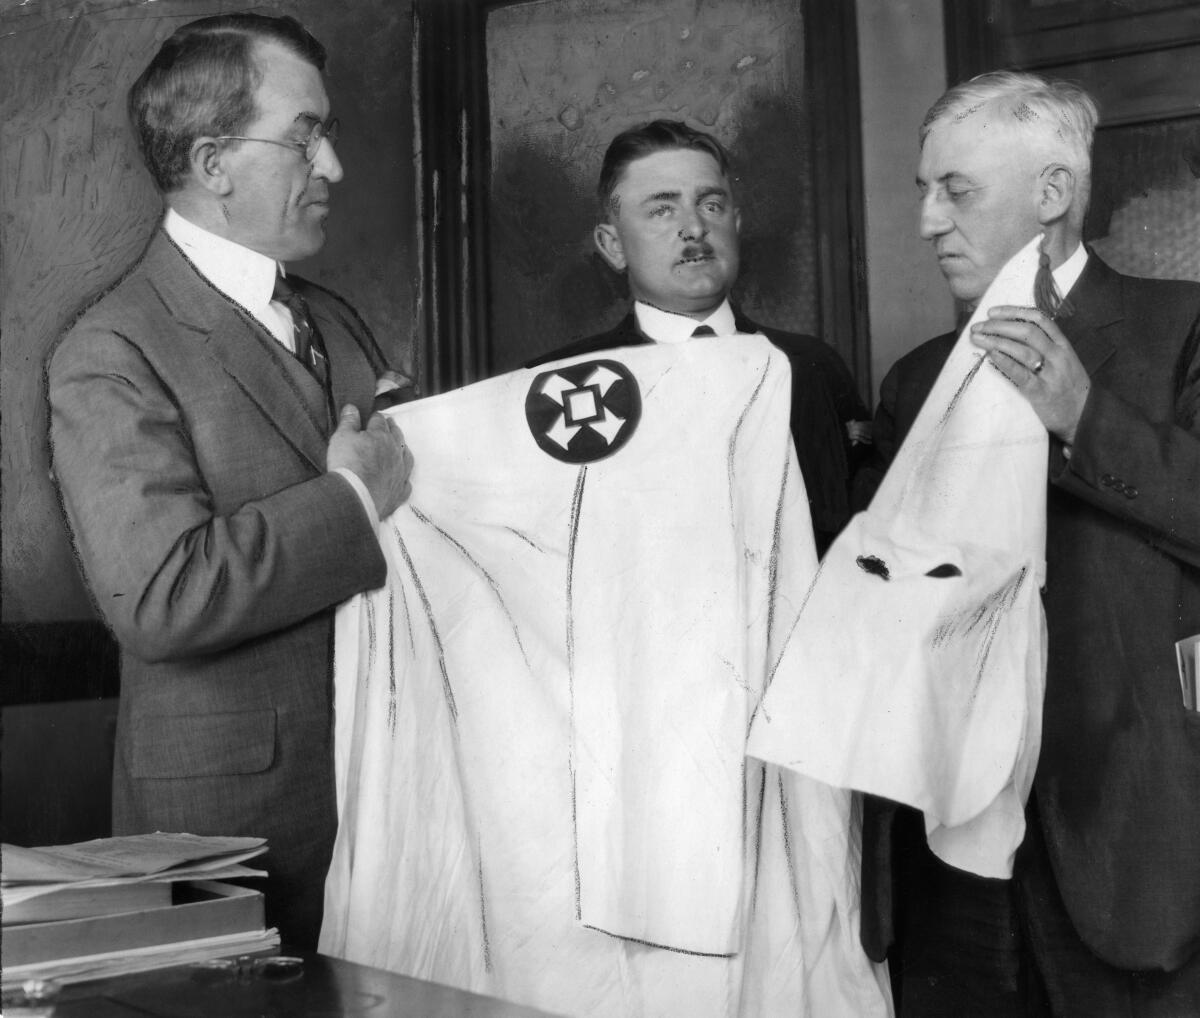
[525,359,642,464]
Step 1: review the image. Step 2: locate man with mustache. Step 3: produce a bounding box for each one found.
[529,119,869,554]
[47,13,412,948]
[856,71,1200,1017]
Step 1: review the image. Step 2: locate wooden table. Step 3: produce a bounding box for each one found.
[53,950,563,1017]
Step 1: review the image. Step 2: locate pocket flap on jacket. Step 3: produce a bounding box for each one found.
[131,709,276,778]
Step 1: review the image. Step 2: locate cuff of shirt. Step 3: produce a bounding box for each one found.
[332,467,381,534]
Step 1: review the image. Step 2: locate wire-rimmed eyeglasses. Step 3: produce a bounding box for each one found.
[216,117,339,163]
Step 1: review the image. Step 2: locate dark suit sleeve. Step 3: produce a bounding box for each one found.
[49,325,386,665]
[850,332,957,512]
[850,361,901,512]
[807,342,874,499]
[813,342,871,424]
[1051,305,1200,568]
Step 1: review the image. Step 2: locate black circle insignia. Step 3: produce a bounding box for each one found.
[525,358,642,464]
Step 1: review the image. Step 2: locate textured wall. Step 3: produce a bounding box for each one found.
[485,0,817,372]
[0,0,415,622]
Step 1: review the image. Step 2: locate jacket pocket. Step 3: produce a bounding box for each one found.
[131,709,276,778]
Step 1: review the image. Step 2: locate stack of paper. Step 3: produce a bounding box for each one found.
[2,834,278,985]
[3,832,268,924]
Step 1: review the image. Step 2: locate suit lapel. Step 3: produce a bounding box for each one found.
[205,315,331,467]
[613,311,652,347]
[732,307,761,336]
[1058,253,1123,378]
[143,232,329,471]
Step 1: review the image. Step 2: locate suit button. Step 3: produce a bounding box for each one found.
[1125,486,1138,498]
[1101,473,1114,486]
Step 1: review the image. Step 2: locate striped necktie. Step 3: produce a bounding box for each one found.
[272,274,329,388]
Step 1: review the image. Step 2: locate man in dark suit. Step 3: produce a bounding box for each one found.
[527,120,869,553]
[857,71,1200,1017]
[48,14,412,948]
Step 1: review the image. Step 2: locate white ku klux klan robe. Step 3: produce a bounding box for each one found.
[748,236,1049,879]
[319,336,892,1018]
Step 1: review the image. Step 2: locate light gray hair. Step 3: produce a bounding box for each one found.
[920,70,1099,216]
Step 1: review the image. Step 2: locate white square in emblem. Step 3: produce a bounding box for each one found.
[565,386,603,425]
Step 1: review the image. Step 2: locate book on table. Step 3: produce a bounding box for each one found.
[3,880,279,978]
[2,878,173,925]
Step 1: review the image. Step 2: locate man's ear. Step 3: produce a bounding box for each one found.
[594,222,627,272]
[189,137,234,197]
[1037,164,1075,225]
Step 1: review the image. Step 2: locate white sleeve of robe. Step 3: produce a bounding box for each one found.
[748,235,1049,879]
[319,336,892,1018]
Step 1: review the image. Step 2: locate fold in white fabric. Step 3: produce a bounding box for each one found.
[320,337,892,1017]
[747,235,1049,879]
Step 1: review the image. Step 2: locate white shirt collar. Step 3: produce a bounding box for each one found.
[1053,243,1088,299]
[633,299,737,344]
[163,207,282,322]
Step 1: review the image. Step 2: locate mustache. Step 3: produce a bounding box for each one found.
[678,242,715,261]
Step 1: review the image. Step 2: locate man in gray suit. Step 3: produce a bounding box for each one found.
[48,13,411,948]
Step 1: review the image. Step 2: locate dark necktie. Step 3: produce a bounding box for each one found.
[691,324,717,337]
[272,274,329,388]
[1034,244,1074,320]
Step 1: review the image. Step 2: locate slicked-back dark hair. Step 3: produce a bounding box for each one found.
[128,13,326,193]
[597,119,734,221]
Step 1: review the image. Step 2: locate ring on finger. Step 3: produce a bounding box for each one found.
[1031,357,1045,375]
